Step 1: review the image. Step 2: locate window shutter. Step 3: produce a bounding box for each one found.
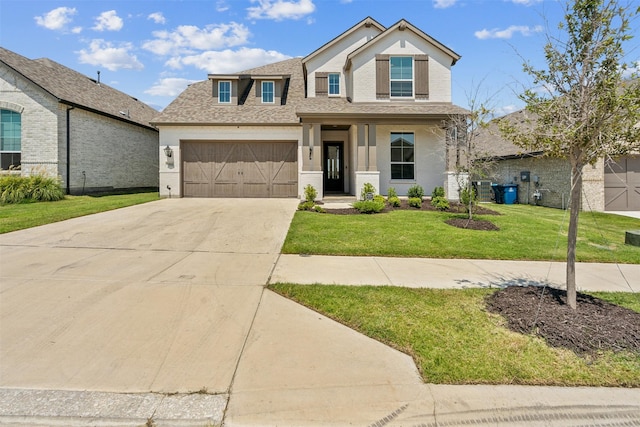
[376,54,390,100]
[415,55,429,100]
[315,72,328,97]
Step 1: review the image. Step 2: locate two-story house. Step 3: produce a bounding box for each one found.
[153,17,467,199]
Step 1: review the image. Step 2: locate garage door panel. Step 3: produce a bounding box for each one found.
[182,141,297,198]
[605,155,640,211]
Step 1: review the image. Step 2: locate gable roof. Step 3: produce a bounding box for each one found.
[474,109,543,158]
[153,58,305,125]
[303,16,385,65]
[345,19,461,69]
[0,47,158,130]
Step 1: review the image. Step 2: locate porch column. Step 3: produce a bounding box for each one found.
[312,123,322,171]
[299,122,324,200]
[356,123,367,171]
[367,123,377,171]
[302,123,311,170]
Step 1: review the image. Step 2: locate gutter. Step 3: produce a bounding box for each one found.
[66,106,73,194]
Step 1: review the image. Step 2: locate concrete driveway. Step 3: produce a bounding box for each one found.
[0,198,298,394]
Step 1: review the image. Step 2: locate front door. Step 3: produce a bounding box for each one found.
[324,142,344,193]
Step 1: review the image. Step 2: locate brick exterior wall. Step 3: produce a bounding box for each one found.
[1,62,159,194]
[490,156,605,211]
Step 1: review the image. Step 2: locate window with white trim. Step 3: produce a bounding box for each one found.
[390,132,414,180]
[262,81,274,103]
[0,109,21,170]
[218,81,231,103]
[328,73,340,96]
[390,56,413,97]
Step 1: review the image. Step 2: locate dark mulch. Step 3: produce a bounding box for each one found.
[445,218,500,231]
[486,286,640,356]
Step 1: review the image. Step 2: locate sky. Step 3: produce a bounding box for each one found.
[1,0,639,115]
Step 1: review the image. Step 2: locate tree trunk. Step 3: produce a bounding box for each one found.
[566,161,583,310]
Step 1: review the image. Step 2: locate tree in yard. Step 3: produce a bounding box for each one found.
[500,0,640,309]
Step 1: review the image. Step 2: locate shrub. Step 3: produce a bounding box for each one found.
[407,184,424,199]
[353,199,385,214]
[303,184,317,203]
[431,196,450,211]
[26,175,64,202]
[313,205,326,213]
[297,200,315,211]
[431,186,445,199]
[388,196,401,207]
[373,194,385,204]
[360,182,377,200]
[387,187,398,199]
[0,175,28,204]
[408,197,422,208]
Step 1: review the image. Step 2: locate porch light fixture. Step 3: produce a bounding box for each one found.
[164,145,173,158]
[309,145,313,160]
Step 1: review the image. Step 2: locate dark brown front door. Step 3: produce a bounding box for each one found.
[323,142,344,193]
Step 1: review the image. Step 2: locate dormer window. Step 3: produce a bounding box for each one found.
[328,73,340,96]
[262,81,274,103]
[219,81,231,103]
[390,56,413,97]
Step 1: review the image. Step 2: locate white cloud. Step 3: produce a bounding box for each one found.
[495,104,519,117]
[216,1,230,12]
[34,7,77,31]
[509,0,542,5]
[71,26,83,34]
[623,60,639,79]
[77,39,143,71]
[433,0,457,8]
[142,22,250,56]
[144,77,199,97]
[474,25,543,40]
[166,47,291,73]
[148,12,166,25]
[92,10,124,32]
[247,0,315,21]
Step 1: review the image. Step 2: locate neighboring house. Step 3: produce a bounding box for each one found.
[475,109,640,212]
[153,17,467,199]
[0,47,159,194]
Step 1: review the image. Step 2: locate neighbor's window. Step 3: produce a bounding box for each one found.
[262,81,274,103]
[0,109,21,170]
[328,73,340,96]
[390,132,414,180]
[219,81,231,103]
[390,56,413,97]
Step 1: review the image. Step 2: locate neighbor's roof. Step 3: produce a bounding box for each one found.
[0,47,158,130]
[474,109,542,158]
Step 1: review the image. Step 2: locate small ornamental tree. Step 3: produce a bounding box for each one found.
[500,0,640,309]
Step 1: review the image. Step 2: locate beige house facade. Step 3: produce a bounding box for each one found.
[154,17,467,199]
[0,47,159,194]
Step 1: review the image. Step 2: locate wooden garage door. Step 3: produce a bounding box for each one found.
[604,155,640,211]
[182,141,297,198]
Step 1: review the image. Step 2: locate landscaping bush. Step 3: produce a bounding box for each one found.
[374,194,385,204]
[388,196,401,207]
[387,187,398,199]
[304,184,317,202]
[360,182,377,200]
[0,174,64,204]
[353,199,385,214]
[407,184,424,199]
[408,197,422,208]
[297,200,315,211]
[460,186,478,213]
[432,186,445,199]
[313,205,326,213]
[431,196,450,211]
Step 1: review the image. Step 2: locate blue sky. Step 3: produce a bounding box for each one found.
[1,0,638,115]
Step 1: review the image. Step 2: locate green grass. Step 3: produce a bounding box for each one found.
[269,284,640,386]
[282,204,640,263]
[0,192,159,233]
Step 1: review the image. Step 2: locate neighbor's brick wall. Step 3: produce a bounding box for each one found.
[0,64,60,177]
[67,107,159,194]
[490,157,606,211]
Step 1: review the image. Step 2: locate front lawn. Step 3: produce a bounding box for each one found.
[0,192,159,234]
[282,204,640,263]
[270,284,640,387]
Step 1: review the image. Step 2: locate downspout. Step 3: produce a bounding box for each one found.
[66,106,74,194]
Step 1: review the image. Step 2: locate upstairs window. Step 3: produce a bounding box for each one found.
[0,110,21,170]
[390,56,413,97]
[328,73,340,96]
[262,81,274,103]
[390,132,414,180]
[218,81,231,103]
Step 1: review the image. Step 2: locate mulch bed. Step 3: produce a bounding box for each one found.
[321,200,501,231]
[485,286,640,356]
